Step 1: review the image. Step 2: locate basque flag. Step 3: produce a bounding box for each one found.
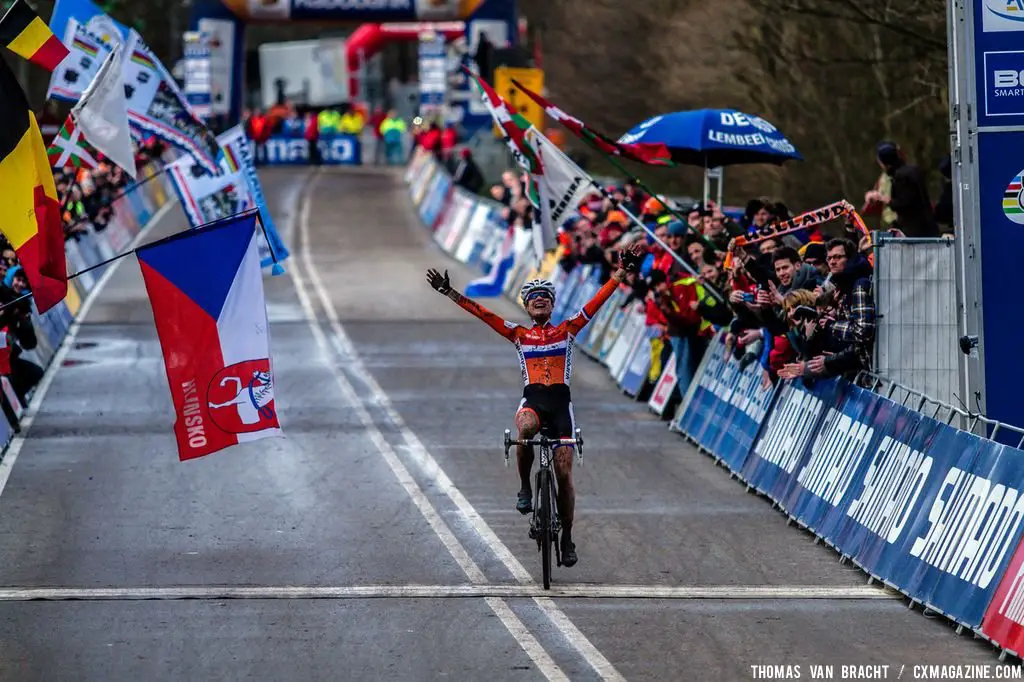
[137,212,282,461]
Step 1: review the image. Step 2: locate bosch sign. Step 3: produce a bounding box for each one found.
[985,51,1024,119]
[256,135,362,166]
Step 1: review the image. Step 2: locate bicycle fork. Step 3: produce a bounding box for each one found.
[529,463,562,562]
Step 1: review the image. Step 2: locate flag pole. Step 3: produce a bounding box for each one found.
[588,179,726,305]
[506,78,720,253]
[0,209,266,313]
[578,139,721,254]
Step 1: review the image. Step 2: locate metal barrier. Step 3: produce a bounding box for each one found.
[872,235,959,408]
[857,370,1024,445]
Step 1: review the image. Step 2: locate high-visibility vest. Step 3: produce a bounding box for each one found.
[674,276,715,335]
[339,112,364,134]
[317,110,339,133]
[379,117,406,137]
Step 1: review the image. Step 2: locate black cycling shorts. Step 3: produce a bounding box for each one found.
[518,383,576,442]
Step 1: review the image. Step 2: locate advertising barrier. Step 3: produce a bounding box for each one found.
[403,146,1024,660]
[255,133,363,166]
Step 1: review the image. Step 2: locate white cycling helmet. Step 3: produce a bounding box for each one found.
[520,279,557,303]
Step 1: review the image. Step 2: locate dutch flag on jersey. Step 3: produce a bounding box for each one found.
[137,212,282,461]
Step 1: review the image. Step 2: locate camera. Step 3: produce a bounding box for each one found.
[959,335,979,356]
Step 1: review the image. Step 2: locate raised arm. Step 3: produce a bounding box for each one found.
[564,242,645,335]
[426,268,518,342]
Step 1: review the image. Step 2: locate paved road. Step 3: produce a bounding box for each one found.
[0,166,1006,681]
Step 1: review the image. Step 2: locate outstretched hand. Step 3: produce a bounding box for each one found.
[426,268,451,295]
[615,243,646,280]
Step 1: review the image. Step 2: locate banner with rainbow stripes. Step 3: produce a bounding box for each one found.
[46,17,112,101]
[121,29,220,176]
[217,125,290,271]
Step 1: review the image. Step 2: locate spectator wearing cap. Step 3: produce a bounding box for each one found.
[663,221,690,276]
[864,141,938,238]
[801,242,829,278]
[598,213,628,248]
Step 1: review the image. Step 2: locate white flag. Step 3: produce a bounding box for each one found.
[71,44,137,180]
[525,127,596,264]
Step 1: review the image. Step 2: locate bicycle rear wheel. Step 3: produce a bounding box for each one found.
[537,467,552,590]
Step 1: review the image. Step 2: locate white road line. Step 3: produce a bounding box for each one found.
[0,584,895,601]
[298,173,627,681]
[0,200,177,499]
[287,173,568,682]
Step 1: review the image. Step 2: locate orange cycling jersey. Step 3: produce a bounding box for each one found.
[450,279,619,386]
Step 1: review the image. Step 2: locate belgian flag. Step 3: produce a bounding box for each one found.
[0,58,67,312]
[0,0,68,72]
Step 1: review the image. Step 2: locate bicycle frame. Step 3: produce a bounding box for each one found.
[503,429,584,588]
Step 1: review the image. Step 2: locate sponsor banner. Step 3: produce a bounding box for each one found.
[578,287,625,358]
[976,0,1024,128]
[619,333,651,397]
[420,172,453,229]
[676,335,777,471]
[168,157,254,228]
[566,272,602,349]
[606,312,645,380]
[411,156,438,206]
[453,204,498,267]
[983,536,1024,654]
[648,351,678,416]
[437,191,475,253]
[256,134,362,166]
[47,18,114,102]
[418,32,447,112]
[285,0,461,22]
[977,129,1024,439]
[742,378,840,500]
[183,31,213,120]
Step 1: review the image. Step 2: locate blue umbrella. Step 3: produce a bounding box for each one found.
[618,109,803,167]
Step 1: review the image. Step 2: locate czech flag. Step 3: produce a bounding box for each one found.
[137,212,282,461]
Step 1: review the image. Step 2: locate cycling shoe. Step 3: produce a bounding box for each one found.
[561,537,578,567]
[516,489,533,515]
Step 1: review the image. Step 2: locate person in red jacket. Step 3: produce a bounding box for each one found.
[304,111,320,165]
[419,123,443,158]
[440,124,459,159]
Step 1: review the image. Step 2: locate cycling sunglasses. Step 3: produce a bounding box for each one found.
[525,291,554,303]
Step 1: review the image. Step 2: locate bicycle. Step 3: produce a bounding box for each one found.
[503,427,584,590]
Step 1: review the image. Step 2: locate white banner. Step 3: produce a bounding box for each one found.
[47,18,114,102]
[168,156,253,228]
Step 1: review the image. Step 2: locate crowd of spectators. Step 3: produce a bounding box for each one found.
[482,139,949,399]
[0,131,167,432]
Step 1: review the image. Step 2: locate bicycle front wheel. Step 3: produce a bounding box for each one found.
[537,467,552,590]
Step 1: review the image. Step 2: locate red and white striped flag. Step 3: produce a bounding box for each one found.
[511,79,675,167]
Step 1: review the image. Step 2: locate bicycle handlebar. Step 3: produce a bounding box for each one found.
[506,436,582,448]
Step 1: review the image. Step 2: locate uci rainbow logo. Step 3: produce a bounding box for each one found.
[1003,169,1024,224]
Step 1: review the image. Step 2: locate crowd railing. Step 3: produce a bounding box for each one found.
[0,160,175,446]
[404,145,1024,661]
